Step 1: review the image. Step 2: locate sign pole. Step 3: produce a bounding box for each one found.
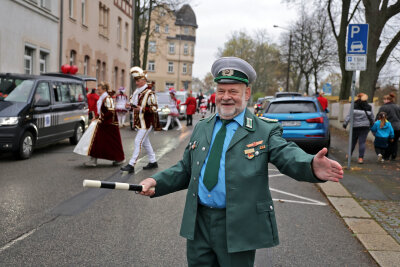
[347,71,356,169]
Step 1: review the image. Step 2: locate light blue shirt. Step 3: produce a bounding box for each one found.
[198,109,245,208]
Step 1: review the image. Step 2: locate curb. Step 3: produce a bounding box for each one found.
[317,182,400,267]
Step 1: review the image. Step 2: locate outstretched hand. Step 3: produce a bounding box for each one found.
[312,148,343,182]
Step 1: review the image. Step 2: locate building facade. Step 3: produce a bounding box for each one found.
[143,4,197,92]
[0,0,59,75]
[62,0,132,90]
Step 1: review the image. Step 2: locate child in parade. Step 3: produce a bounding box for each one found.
[115,87,129,127]
[199,98,207,118]
[371,112,394,163]
[162,88,182,131]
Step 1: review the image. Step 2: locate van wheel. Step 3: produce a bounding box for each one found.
[15,132,34,160]
[70,123,84,145]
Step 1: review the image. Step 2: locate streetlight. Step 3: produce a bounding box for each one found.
[273,25,292,92]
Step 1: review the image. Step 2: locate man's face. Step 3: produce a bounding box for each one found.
[216,83,251,119]
[135,78,147,88]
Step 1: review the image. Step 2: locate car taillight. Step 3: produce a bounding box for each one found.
[306,117,323,123]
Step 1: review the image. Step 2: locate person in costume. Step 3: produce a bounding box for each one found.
[181,91,197,126]
[162,88,182,131]
[115,87,129,127]
[137,57,343,267]
[87,88,99,120]
[199,98,207,118]
[83,82,125,167]
[120,67,161,173]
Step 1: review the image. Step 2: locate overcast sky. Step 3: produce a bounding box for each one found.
[191,0,298,79]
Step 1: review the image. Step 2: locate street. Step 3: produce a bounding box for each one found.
[0,114,378,266]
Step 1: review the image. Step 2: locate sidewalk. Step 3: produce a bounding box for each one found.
[318,125,400,266]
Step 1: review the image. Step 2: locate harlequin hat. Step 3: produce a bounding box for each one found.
[118,87,125,92]
[130,66,147,80]
[211,57,257,85]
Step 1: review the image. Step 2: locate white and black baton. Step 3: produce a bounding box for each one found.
[83,179,154,192]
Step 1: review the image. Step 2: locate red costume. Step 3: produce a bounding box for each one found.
[87,91,99,118]
[182,96,197,115]
[88,93,125,162]
[317,95,328,111]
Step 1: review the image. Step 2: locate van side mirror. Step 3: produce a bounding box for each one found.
[34,99,50,107]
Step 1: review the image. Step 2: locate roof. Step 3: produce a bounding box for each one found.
[43,73,97,82]
[175,4,198,28]
[0,73,93,83]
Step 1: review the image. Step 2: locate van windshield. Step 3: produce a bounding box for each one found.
[2,80,35,103]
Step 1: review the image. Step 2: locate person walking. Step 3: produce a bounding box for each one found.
[371,111,395,163]
[210,91,216,113]
[343,93,374,164]
[162,89,182,131]
[317,91,328,112]
[120,67,161,174]
[137,57,343,267]
[181,91,197,126]
[75,82,125,167]
[196,92,205,113]
[376,93,400,160]
[87,88,99,120]
[115,87,129,127]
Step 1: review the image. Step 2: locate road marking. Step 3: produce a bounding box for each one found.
[0,229,37,254]
[270,187,327,206]
[269,174,285,177]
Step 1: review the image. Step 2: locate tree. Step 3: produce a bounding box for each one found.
[217,31,286,96]
[359,0,400,99]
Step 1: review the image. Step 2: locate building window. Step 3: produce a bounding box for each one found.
[183,81,189,90]
[165,24,169,33]
[149,41,156,53]
[69,0,74,18]
[101,62,106,81]
[81,0,86,25]
[40,0,51,10]
[24,46,34,74]
[121,69,125,87]
[159,9,165,17]
[184,27,189,34]
[155,24,160,33]
[191,45,195,56]
[168,62,174,73]
[39,51,48,74]
[114,67,118,89]
[165,82,174,90]
[69,50,76,65]
[117,17,122,45]
[182,63,187,74]
[188,64,192,75]
[169,42,175,54]
[124,22,129,48]
[84,55,90,75]
[96,60,101,80]
[183,43,189,55]
[99,4,109,37]
[148,61,155,71]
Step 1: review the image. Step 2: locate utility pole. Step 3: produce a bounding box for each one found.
[130,0,136,94]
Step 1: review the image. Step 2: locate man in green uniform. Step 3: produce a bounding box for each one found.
[139,57,343,266]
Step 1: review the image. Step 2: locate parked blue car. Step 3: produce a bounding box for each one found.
[262,96,330,154]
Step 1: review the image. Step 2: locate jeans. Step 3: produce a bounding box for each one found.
[351,127,370,158]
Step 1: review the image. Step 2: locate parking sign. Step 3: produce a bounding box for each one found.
[347,24,369,55]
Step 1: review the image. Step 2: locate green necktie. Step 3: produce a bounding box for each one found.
[203,119,232,191]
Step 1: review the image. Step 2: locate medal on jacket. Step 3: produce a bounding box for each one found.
[246,140,263,148]
[191,141,197,150]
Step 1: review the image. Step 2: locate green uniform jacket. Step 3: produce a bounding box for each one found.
[151,108,323,253]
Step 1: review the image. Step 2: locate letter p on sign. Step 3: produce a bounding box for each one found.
[350,26,360,38]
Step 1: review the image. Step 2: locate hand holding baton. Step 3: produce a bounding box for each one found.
[83,179,155,194]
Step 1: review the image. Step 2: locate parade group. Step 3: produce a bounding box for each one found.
[73,66,217,173]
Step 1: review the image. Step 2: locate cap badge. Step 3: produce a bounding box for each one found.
[222,69,234,76]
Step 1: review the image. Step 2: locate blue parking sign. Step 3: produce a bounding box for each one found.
[347,24,369,55]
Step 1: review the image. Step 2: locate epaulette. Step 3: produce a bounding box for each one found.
[259,117,278,123]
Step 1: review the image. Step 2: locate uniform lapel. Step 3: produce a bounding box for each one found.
[227,109,256,151]
[205,114,216,145]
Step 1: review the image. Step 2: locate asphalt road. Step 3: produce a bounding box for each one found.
[0,113,378,266]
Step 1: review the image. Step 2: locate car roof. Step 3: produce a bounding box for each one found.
[269,96,317,102]
[0,72,88,83]
[43,73,97,82]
